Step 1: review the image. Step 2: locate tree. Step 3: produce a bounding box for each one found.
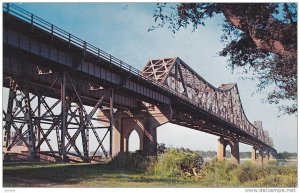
[157,143,167,154]
[150,3,297,115]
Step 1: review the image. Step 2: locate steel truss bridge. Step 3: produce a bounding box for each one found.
[3,4,276,163]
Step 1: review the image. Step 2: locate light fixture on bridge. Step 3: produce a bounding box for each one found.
[36,66,52,75]
[89,83,104,91]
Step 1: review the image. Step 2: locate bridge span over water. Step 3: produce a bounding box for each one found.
[3,4,276,164]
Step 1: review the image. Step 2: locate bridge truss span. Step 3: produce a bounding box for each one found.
[141,57,273,147]
[3,3,276,163]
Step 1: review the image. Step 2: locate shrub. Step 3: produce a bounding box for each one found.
[149,148,204,178]
[234,162,297,187]
[110,150,153,170]
[199,158,239,186]
[234,161,260,183]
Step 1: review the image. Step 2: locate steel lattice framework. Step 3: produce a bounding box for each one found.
[2,3,275,162]
[142,58,273,146]
[3,73,113,162]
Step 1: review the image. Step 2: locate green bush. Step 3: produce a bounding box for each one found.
[199,158,239,186]
[149,148,204,178]
[110,150,151,170]
[234,161,261,183]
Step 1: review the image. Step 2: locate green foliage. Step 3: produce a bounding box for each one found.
[151,3,297,115]
[195,150,216,158]
[200,159,297,187]
[199,158,239,186]
[234,161,262,183]
[110,150,151,170]
[239,152,252,159]
[278,151,297,159]
[157,143,167,155]
[242,164,297,187]
[3,149,297,187]
[3,157,297,187]
[149,148,204,178]
[148,148,296,187]
[195,151,251,159]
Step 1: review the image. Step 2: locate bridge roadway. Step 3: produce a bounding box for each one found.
[3,4,276,164]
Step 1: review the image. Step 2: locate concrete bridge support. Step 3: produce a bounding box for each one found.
[251,147,257,161]
[264,150,276,164]
[258,151,265,166]
[217,137,240,164]
[251,147,264,165]
[217,137,226,161]
[100,104,171,157]
[252,147,277,166]
[267,151,274,161]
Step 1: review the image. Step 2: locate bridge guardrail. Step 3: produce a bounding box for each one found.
[3,3,273,148]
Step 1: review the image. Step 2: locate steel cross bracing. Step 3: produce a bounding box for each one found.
[3,73,112,162]
[3,3,276,160]
[141,58,273,147]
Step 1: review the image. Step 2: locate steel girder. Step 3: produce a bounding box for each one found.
[3,71,113,162]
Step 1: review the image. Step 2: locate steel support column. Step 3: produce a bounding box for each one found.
[79,103,89,160]
[61,72,67,161]
[109,89,114,158]
[22,79,36,160]
[4,79,16,148]
[36,96,41,152]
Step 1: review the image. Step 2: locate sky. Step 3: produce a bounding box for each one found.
[3,2,297,153]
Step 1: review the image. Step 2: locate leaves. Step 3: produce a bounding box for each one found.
[150,148,204,178]
[151,3,297,115]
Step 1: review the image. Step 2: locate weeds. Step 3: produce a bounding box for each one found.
[148,149,297,187]
[148,148,203,178]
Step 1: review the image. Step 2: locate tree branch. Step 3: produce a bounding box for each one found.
[219,4,292,56]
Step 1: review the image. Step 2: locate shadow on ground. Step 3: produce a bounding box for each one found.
[3,162,187,187]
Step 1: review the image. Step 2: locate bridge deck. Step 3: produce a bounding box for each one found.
[3,3,275,156]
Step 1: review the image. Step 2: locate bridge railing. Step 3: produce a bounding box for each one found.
[3,4,183,103]
[3,3,273,148]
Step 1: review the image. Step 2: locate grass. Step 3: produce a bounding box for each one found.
[3,162,198,187]
[3,159,297,188]
[197,159,297,187]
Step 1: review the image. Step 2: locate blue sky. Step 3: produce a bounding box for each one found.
[4,3,297,153]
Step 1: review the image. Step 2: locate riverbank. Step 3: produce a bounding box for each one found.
[3,159,297,187]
